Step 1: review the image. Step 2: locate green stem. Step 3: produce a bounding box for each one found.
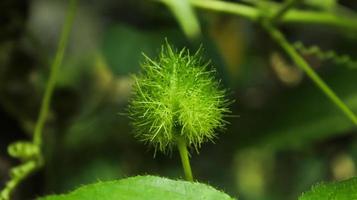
[189,0,257,21]
[0,1,77,199]
[270,0,301,23]
[177,137,194,181]
[262,21,357,126]
[187,0,357,31]
[0,160,41,200]
[33,0,77,146]
[158,0,201,39]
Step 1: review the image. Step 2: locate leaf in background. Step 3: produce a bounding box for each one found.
[251,69,357,151]
[101,25,163,75]
[299,177,357,200]
[270,52,303,87]
[39,175,235,200]
[57,158,124,192]
[209,18,246,79]
[160,0,201,40]
[303,0,337,11]
[233,148,274,200]
[330,153,356,180]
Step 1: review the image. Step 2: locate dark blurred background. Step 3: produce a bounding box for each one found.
[1,0,357,199]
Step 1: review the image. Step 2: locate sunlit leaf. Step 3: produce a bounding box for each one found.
[39,176,235,200]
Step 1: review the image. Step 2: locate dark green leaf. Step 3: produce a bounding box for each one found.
[299,177,357,200]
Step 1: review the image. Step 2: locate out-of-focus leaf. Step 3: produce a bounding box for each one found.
[251,69,357,150]
[233,148,274,200]
[160,0,201,39]
[39,176,235,200]
[102,25,163,75]
[303,0,337,11]
[58,159,124,192]
[330,153,356,180]
[270,52,303,86]
[299,177,357,200]
[209,18,245,79]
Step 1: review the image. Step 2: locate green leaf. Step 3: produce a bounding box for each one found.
[38,175,235,200]
[249,69,357,151]
[299,177,357,200]
[160,0,201,39]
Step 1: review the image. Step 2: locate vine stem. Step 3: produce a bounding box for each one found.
[0,161,40,200]
[187,0,357,31]
[262,21,357,126]
[270,0,301,23]
[177,137,194,181]
[0,1,77,199]
[33,0,77,146]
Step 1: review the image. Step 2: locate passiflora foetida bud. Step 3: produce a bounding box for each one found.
[128,42,231,153]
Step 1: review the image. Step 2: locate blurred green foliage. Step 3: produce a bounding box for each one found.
[1,0,357,200]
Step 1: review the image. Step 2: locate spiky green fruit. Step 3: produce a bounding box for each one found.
[128,43,231,153]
